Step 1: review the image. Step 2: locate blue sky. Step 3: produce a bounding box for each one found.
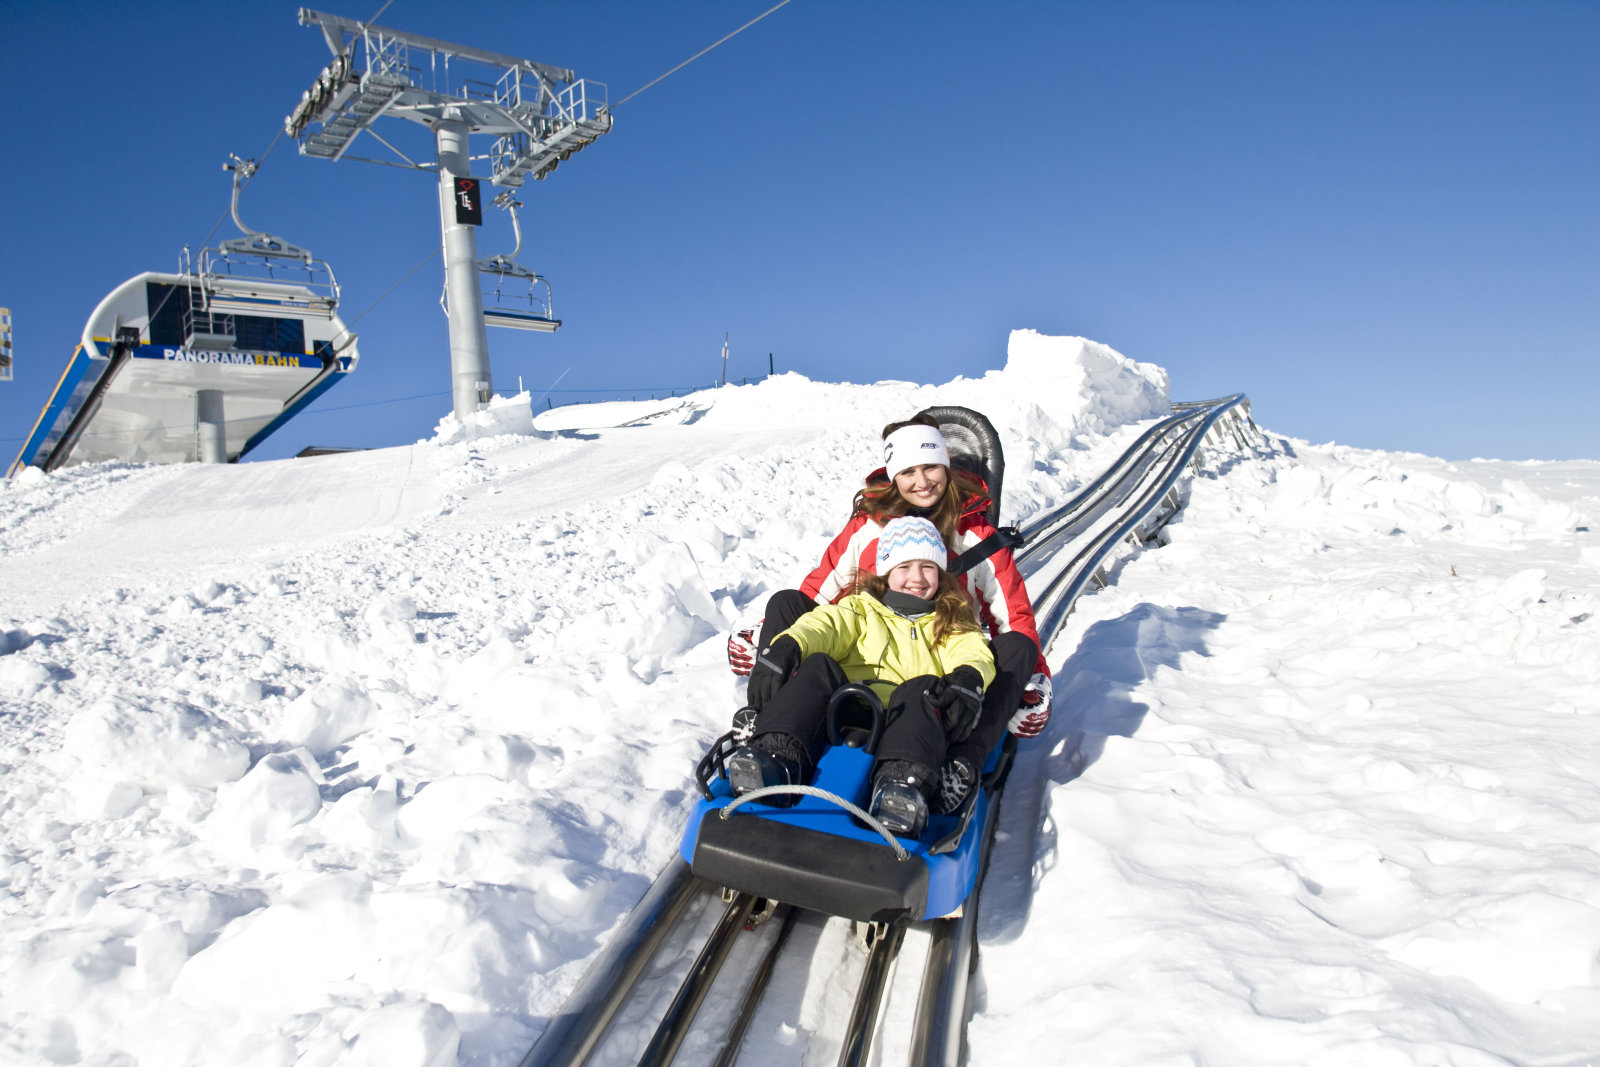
[1,0,1595,464]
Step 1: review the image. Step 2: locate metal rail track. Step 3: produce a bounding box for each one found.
[519,396,1256,1067]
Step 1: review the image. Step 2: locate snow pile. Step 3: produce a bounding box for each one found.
[994,329,1169,432]
[430,390,541,446]
[0,333,1596,1065]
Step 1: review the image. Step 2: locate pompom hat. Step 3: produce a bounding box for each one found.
[882,424,951,480]
[876,516,948,573]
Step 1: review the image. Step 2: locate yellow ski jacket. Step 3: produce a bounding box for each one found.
[778,592,996,703]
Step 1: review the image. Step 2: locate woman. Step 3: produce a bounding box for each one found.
[730,517,996,837]
[730,415,1052,812]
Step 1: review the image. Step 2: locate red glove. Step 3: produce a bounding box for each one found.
[1007,672,1052,738]
[727,621,761,676]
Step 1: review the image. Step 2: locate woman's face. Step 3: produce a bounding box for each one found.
[886,558,941,599]
[893,463,949,510]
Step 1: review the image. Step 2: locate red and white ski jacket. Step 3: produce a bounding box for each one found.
[798,473,1048,676]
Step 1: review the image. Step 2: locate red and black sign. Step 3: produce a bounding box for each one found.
[454,177,483,226]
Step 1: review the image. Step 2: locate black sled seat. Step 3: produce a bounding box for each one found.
[916,405,1006,526]
[691,800,931,924]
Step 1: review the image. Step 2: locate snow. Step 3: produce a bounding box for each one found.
[1,330,1596,1065]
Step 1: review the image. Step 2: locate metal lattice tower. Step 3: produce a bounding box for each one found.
[286,8,611,419]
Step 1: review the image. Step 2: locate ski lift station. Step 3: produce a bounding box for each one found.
[10,8,609,477]
[9,158,357,476]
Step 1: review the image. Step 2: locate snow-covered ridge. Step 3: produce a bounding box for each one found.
[1,332,1596,1065]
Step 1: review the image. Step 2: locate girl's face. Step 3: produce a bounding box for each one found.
[893,463,949,510]
[886,558,941,599]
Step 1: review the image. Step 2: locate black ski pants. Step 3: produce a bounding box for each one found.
[758,588,1038,772]
[751,652,949,785]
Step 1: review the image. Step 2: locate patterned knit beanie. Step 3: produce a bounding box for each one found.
[882,424,951,479]
[876,516,948,573]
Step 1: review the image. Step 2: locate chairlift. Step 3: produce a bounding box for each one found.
[184,155,341,350]
[477,192,561,333]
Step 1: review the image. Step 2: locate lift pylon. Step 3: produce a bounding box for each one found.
[285,8,610,419]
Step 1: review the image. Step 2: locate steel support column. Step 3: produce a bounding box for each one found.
[436,117,493,420]
[196,389,226,463]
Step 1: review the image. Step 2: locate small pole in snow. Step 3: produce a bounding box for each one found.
[720,332,729,387]
[768,352,774,377]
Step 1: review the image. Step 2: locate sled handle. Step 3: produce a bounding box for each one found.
[826,683,885,753]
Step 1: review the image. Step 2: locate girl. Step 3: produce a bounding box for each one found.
[730,415,1051,811]
[729,516,997,838]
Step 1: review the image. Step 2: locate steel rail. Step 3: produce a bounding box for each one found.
[1010,407,1204,554]
[636,893,758,1067]
[711,905,799,1067]
[837,923,908,1067]
[1032,395,1248,640]
[907,784,1004,1066]
[1006,409,1210,610]
[1029,417,1209,635]
[517,858,706,1067]
[907,394,1252,1065]
[1014,416,1194,585]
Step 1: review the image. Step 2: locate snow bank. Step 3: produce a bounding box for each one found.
[999,329,1169,430]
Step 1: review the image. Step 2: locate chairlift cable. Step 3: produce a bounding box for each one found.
[327,244,443,350]
[613,0,795,109]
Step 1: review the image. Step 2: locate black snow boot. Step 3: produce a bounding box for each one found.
[935,756,977,815]
[727,731,807,802]
[869,759,935,838]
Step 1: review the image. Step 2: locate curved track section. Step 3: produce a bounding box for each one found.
[520,396,1259,1067]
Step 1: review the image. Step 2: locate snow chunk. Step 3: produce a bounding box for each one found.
[6,464,48,489]
[395,774,505,847]
[172,871,375,1019]
[282,678,380,755]
[0,654,52,697]
[343,999,461,1067]
[364,592,419,624]
[62,698,249,791]
[207,751,323,866]
[1473,568,1545,613]
[429,391,540,446]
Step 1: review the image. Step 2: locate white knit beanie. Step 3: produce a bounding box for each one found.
[876,516,948,573]
[882,424,951,479]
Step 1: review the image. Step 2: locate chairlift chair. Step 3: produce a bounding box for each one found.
[477,192,561,333]
[185,155,341,350]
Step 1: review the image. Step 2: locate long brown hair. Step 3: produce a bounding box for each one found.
[855,567,981,649]
[850,414,986,546]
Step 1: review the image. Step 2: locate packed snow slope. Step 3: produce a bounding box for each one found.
[1,331,1596,1066]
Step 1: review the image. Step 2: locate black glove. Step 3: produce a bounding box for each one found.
[930,666,985,743]
[747,636,802,710]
